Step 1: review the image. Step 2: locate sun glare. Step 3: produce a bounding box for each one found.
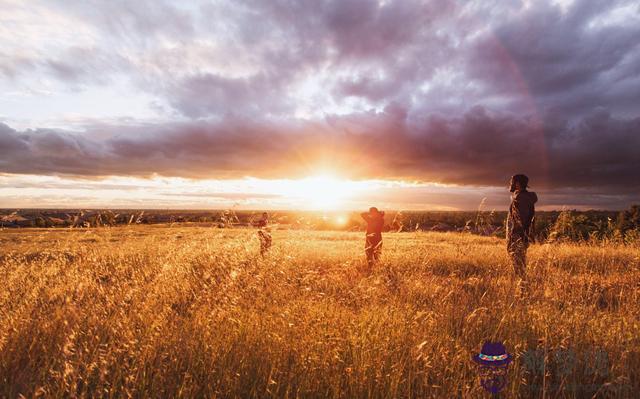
[286,175,354,210]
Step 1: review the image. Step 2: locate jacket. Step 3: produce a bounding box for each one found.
[507,190,538,243]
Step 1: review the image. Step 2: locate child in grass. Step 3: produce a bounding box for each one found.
[253,212,272,256]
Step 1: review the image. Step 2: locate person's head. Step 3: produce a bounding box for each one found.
[262,212,268,219]
[369,206,380,215]
[509,174,529,192]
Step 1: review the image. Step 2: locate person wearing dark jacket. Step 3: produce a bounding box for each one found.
[361,207,385,266]
[506,174,538,284]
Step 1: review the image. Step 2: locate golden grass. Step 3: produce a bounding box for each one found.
[0,226,639,398]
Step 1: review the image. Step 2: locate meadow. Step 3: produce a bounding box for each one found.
[1,226,639,398]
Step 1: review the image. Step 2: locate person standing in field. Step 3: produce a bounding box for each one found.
[506,174,537,290]
[361,207,385,267]
[253,212,272,256]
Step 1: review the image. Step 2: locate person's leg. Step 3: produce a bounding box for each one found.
[514,246,526,280]
[508,236,527,280]
[265,232,272,250]
[373,240,382,262]
[365,238,374,266]
[508,236,529,297]
[258,231,270,256]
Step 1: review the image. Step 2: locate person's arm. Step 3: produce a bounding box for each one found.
[512,193,529,231]
[252,217,265,227]
[506,204,512,240]
[528,205,536,243]
[361,212,370,221]
[528,216,536,243]
[515,202,529,223]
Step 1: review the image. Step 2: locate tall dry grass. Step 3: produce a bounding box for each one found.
[0,226,639,398]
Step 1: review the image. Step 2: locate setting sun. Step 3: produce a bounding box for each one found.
[285,175,354,210]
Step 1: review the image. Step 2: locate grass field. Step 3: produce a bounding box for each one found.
[1,226,639,398]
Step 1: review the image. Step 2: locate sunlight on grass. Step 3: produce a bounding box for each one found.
[0,227,638,397]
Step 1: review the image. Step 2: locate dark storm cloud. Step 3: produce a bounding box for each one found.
[1,107,638,194]
[0,125,29,174]
[176,0,639,119]
[0,123,104,175]
[157,0,448,117]
[8,0,638,118]
[468,0,640,117]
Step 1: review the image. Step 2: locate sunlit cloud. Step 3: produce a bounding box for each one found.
[0,173,481,210]
[1,173,635,211]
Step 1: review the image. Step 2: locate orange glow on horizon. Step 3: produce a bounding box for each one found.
[0,173,470,211]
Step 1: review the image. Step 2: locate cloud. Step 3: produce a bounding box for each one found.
[166,73,292,119]
[1,106,638,193]
[467,0,640,118]
[4,0,639,119]
[1,0,639,209]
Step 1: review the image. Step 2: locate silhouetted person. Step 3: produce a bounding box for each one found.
[253,212,272,256]
[361,207,385,267]
[506,174,537,290]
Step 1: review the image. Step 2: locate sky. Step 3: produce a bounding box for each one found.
[1,0,639,211]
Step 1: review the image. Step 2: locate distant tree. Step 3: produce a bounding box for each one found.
[548,210,602,242]
[617,205,640,234]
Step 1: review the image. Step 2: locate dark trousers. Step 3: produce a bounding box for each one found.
[365,233,382,265]
[507,234,528,280]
